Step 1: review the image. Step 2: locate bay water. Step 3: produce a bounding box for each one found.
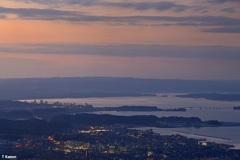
[35,94,240,148]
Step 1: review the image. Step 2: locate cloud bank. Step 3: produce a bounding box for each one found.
[1,44,240,60]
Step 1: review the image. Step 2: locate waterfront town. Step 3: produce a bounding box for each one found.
[1,100,240,160]
[1,124,240,160]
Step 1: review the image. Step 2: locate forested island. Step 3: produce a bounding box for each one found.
[97,106,186,112]
[176,93,240,101]
[0,113,227,134]
[0,100,237,131]
[233,106,240,110]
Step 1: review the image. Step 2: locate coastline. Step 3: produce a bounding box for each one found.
[171,130,231,141]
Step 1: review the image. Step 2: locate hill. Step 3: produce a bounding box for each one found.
[0,77,240,100]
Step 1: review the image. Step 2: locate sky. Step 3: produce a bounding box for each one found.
[0,0,240,80]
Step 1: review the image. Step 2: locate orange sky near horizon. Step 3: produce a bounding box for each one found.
[1,52,239,79]
[1,19,240,46]
[0,0,240,79]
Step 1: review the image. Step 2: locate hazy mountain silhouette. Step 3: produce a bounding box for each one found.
[0,77,240,100]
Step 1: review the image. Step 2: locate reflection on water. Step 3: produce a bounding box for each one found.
[38,94,240,122]
[43,94,240,109]
[25,94,240,148]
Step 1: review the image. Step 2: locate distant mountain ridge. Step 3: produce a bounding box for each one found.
[0,77,240,100]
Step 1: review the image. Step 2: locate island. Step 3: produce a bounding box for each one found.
[0,100,186,120]
[176,93,240,101]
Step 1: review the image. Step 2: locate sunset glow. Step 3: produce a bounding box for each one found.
[1,0,240,79]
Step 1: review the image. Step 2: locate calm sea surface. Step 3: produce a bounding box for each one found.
[31,94,240,148]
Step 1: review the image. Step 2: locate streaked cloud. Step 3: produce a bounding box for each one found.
[96,2,188,12]
[1,6,240,28]
[16,1,189,12]
[207,0,240,4]
[1,44,240,60]
[202,26,240,33]
[1,1,240,34]
[221,7,235,13]
[0,6,83,20]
